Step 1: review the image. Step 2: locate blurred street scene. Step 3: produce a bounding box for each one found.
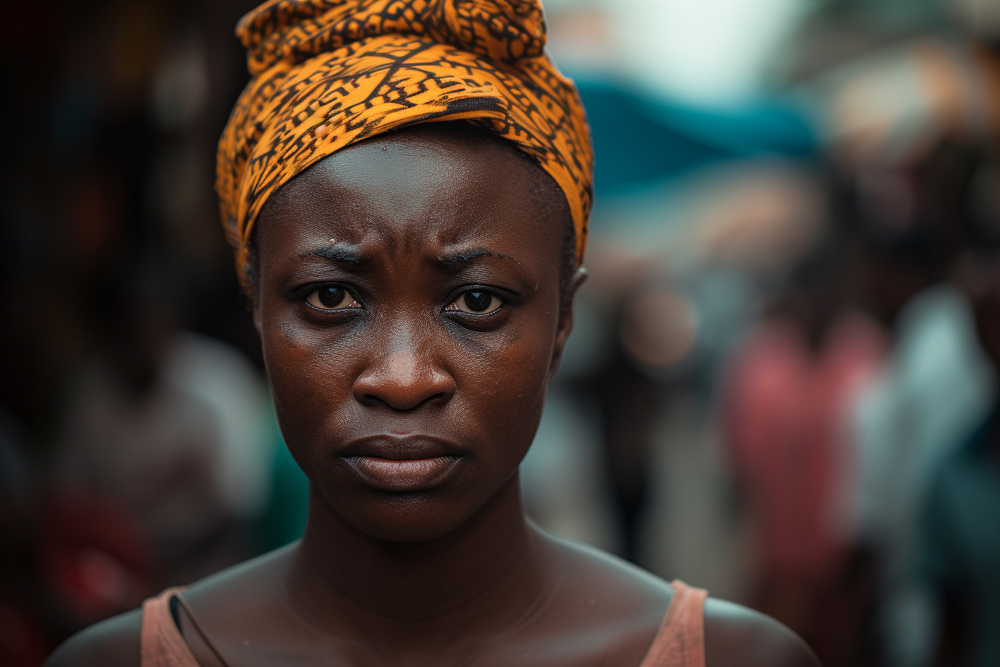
[3,1,1000,665]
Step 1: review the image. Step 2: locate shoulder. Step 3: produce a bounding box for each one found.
[538,533,818,667]
[45,609,142,667]
[45,546,296,667]
[540,531,674,607]
[704,598,821,667]
[179,542,295,611]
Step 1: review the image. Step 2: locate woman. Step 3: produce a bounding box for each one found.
[48,1,820,665]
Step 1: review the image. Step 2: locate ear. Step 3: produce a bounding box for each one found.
[549,266,588,378]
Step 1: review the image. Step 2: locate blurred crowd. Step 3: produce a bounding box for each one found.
[2,1,1000,666]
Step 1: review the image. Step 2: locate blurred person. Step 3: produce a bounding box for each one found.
[722,243,886,666]
[817,13,1000,650]
[51,257,272,587]
[589,299,665,564]
[919,153,1000,667]
[580,250,672,564]
[851,270,993,667]
[840,139,997,667]
[3,0,269,657]
[46,2,821,665]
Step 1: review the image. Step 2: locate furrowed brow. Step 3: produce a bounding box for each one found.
[436,248,512,267]
[297,244,368,265]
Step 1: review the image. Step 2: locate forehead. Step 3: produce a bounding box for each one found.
[255,124,563,260]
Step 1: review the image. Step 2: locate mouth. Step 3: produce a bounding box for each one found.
[340,435,465,492]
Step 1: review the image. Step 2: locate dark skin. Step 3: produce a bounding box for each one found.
[47,123,820,667]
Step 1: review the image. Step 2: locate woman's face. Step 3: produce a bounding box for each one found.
[254,125,574,542]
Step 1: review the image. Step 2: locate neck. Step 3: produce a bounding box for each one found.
[285,475,552,639]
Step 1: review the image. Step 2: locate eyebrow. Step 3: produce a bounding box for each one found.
[436,248,512,267]
[296,244,368,265]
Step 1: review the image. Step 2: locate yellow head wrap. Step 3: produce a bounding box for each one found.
[216,0,594,288]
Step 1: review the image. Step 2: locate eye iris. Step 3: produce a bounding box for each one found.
[318,287,344,308]
[463,291,492,312]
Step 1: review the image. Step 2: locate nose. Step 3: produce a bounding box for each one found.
[352,322,456,410]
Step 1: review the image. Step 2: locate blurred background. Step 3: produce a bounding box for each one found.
[3,0,1000,665]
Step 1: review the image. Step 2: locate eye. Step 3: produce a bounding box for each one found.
[305,285,361,311]
[445,290,503,314]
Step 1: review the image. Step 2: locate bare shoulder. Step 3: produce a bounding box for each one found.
[539,530,674,606]
[538,532,818,666]
[45,545,296,667]
[44,609,142,667]
[544,533,818,667]
[704,598,821,667]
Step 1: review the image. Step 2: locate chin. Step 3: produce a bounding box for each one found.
[319,486,490,543]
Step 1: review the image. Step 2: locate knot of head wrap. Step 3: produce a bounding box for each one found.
[217,0,594,289]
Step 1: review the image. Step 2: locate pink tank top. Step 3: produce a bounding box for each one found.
[141,580,707,666]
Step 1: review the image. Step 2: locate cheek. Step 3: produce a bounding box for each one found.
[458,321,555,453]
[261,308,356,446]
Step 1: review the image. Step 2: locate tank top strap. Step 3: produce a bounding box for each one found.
[141,587,201,667]
[638,580,708,667]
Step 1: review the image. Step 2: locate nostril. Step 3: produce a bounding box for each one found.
[361,390,448,411]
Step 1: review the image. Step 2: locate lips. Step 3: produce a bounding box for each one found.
[340,435,465,492]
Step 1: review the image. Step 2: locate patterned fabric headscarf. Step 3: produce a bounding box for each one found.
[216,0,594,288]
